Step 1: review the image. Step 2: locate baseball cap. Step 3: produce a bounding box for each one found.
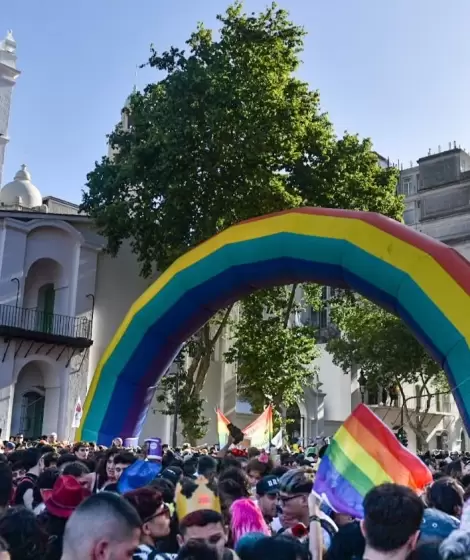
[256,475,280,496]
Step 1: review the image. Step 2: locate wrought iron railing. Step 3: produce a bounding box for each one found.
[0,304,92,340]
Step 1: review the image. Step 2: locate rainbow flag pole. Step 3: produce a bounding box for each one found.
[314,404,432,518]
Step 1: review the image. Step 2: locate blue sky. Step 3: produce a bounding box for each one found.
[3,0,470,203]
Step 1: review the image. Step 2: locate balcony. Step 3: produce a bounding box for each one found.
[0,304,93,348]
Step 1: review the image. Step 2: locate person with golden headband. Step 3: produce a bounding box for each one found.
[175,476,238,560]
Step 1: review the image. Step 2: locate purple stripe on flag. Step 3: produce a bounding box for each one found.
[314,455,364,519]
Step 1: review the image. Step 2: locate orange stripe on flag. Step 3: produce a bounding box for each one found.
[343,415,418,489]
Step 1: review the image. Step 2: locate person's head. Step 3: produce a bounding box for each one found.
[230,498,270,546]
[198,456,218,482]
[427,477,464,518]
[151,477,176,503]
[112,438,123,448]
[0,506,47,560]
[113,452,137,481]
[218,468,251,516]
[73,442,89,461]
[32,468,59,507]
[246,457,271,487]
[61,492,141,560]
[177,539,219,560]
[251,534,310,560]
[22,448,46,474]
[42,452,59,469]
[361,483,424,558]
[178,510,227,560]
[47,433,57,445]
[0,462,12,509]
[56,453,77,471]
[278,468,313,521]
[10,462,24,488]
[256,475,279,519]
[124,487,170,544]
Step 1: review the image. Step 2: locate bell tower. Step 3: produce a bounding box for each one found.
[0,31,20,187]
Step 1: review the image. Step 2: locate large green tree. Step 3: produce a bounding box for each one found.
[82,2,402,441]
[327,296,448,448]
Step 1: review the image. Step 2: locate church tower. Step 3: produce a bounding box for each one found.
[0,31,20,187]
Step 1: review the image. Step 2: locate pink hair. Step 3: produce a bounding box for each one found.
[229,498,270,546]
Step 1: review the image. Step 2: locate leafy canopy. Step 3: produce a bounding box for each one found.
[82,2,403,436]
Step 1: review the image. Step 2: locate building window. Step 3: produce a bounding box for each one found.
[400,176,417,197]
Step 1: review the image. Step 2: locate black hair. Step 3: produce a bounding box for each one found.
[151,477,176,503]
[363,483,424,552]
[62,461,90,477]
[252,534,309,560]
[177,539,219,560]
[271,465,289,478]
[0,506,48,560]
[32,468,60,508]
[113,452,137,466]
[0,461,12,507]
[427,476,464,517]
[179,509,224,534]
[21,448,43,470]
[56,453,76,469]
[95,447,119,485]
[42,452,59,468]
[220,455,242,472]
[197,456,217,479]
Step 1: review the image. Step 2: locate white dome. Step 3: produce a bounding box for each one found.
[0,165,42,208]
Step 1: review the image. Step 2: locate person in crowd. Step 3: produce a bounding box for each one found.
[245,455,272,489]
[218,467,251,516]
[360,483,424,560]
[278,468,337,549]
[229,498,270,547]
[60,492,142,560]
[43,452,60,469]
[0,506,48,560]
[255,475,280,529]
[10,461,25,489]
[113,452,138,484]
[72,442,89,462]
[32,468,60,514]
[197,456,218,484]
[178,510,231,560]
[249,534,310,560]
[14,446,52,508]
[176,540,219,560]
[96,447,119,491]
[38,475,92,560]
[56,454,77,472]
[420,476,463,543]
[48,433,58,445]
[124,487,171,559]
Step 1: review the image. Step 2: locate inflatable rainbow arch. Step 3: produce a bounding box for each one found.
[76,207,470,444]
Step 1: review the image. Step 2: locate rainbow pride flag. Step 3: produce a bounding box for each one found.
[243,405,273,450]
[216,408,231,447]
[314,404,432,518]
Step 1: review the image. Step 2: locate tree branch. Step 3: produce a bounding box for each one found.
[284,284,298,328]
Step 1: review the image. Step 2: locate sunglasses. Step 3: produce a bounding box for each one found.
[279,494,306,505]
[143,503,170,524]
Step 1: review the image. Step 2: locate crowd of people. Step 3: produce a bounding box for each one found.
[0,431,469,559]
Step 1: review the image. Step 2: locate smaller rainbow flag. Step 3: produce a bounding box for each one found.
[216,408,231,447]
[243,405,273,450]
[314,404,432,518]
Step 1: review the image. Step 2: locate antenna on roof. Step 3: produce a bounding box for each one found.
[438,145,441,153]
[454,141,457,149]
